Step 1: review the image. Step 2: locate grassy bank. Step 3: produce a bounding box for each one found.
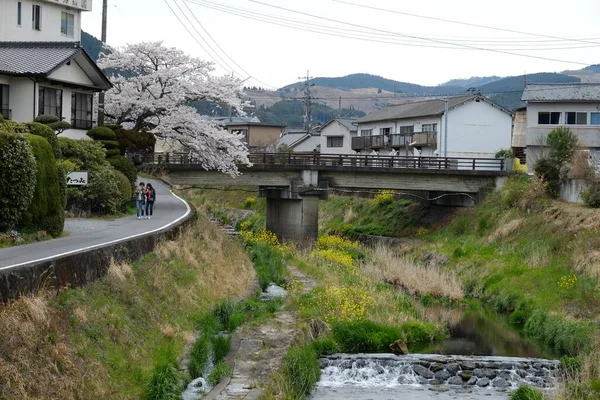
[0,207,256,399]
[415,176,600,397]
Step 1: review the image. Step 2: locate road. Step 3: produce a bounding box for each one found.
[0,178,190,271]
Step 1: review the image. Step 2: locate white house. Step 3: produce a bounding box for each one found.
[354,94,513,159]
[522,83,600,170]
[0,0,111,139]
[319,118,357,155]
[277,129,321,153]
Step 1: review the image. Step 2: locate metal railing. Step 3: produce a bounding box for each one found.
[143,152,506,172]
[0,108,11,120]
[352,133,437,151]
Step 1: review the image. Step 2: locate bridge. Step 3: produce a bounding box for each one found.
[142,153,509,241]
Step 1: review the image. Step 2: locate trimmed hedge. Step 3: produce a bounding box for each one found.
[0,132,37,231]
[58,137,107,169]
[34,115,60,125]
[114,170,133,204]
[87,126,116,141]
[25,122,60,158]
[20,135,64,237]
[109,156,137,187]
[115,128,156,157]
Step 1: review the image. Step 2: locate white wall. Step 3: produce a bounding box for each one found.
[293,135,320,153]
[8,77,35,122]
[0,0,84,42]
[445,99,512,158]
[357,116,442,137]
[48,60,95,86]
[319,121,356,154]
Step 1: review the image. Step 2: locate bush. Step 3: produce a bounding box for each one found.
[582,180,600,208]
[87,126,116,141]
[332,320,403,353]
[547,127,579,165]
[115,128,156,158]
[114,170,133,204]
[0,133,37,231]
[495,149,513,159]
[509,385,543,400]
[188,337,210,379]
[25,122,60,158]
[58,137,107,169]
[34,115,60,125]
[212,335,232,363]
[208,360,231,386]
[109,155,137,187]
[20,135,64,237]
[280,344,320,399]
[534,157,560,198]
[67,165,122,215]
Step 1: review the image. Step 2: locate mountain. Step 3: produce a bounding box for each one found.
[81,31,103,61]
[280,73,465,95]
[439,76,502,88]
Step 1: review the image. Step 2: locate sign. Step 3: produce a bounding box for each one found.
[66,171,89,186]
[43,0,92,11]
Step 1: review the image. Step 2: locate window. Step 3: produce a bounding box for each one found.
[61,12,74,37]
[538,112,561,125]
[591,112,600,125]
[17,2,22,26]
[360,129,372,137]
[38,87,62,118]
[399,125,414,135]
[71,93,93,129]
[32,4,41,31]
[380,127,391,135]
[566,112,587,125]
[422,123,438,133]
[231,129,248,142]
[327,136,343,148]
[0,85,9,120]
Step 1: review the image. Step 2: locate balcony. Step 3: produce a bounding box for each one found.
[0,109,11,120]
[351,135,386,151]
[352,133,438,151]
[410,132,437,149]
[42,0,92,11]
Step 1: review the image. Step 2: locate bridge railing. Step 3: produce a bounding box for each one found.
[143,152,506,171]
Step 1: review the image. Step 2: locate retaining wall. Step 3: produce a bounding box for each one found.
[0,208,195,303]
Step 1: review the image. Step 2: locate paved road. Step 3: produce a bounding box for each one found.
[0,178,190,271]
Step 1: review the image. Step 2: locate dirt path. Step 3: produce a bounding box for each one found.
[205,265,316,400]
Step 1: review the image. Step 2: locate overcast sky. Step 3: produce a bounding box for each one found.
[82,0,600,89]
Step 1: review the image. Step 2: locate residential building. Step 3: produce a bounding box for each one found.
[318,118,358,155]
[216,116,285,150]
[0,0,111,139]
[277,129,320,153]
[522,83,600,169]
[353,94,513,159]
[512,107,527,164]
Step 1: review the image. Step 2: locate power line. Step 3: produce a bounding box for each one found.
[181,0,277,89]
[186,0,600,51]
[248,0,592,66]
[333,0,600,46]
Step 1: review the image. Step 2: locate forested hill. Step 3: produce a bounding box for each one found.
[82,31,103,61]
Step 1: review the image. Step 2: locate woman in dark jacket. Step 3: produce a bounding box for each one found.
[145,183,156,219]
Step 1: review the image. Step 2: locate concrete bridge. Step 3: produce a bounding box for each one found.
[142,153,509,241]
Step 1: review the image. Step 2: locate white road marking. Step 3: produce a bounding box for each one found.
[0,190,192,271]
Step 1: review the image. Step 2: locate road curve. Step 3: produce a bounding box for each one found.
[0,178,191,271]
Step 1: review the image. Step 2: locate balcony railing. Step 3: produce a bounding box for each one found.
[0,108,11,120]
[352,132,438,151]
[42,0,92,11]
[71,119,94,130]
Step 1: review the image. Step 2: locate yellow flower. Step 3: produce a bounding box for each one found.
[372,190,395,205]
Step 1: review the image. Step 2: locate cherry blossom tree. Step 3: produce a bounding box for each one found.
[98,41,250,175]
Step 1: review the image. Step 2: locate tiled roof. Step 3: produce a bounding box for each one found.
[357,95,477,123]
[334,118,358,131]
[522,83,600,102]
[0,41,82,75]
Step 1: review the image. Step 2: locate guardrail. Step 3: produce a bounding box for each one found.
[142,152,507,171]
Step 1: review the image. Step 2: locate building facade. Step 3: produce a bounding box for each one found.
[318,118,357,155]
[522,83,600,170]
[0,0,110,139]
[353,94,513,159]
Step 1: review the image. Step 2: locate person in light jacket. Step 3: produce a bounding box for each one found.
[135,182,146,219]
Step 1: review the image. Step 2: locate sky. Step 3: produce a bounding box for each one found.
[82,0,600,90]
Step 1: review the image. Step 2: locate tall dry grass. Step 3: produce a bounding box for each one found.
[363,245,463,300]
[0,212,256,399]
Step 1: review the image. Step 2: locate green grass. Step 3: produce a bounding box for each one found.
[188,337,210,379]
[208,360,232,386]
[212,335,232,363]
[248,242,287,290]
[145,345,182,400]
[280,344,321,400]
[509,386,543,400]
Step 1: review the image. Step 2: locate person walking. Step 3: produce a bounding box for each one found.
[145,183,156,220]
[135,182,146,219]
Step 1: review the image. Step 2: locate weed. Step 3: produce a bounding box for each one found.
[509,385,543,400]
[331,320,403,353]
[213,300,236,329]
[280,344,321,399]
[208,361,231,386]
[146,362,181,400]
[188,337,210,379]
[524,310,593,356]
[311,338,339,356]
[212,335,232,363]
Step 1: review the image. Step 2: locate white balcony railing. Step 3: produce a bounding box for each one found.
[42,0,92,11]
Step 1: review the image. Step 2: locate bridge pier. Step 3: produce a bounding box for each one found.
[266,196,319,242]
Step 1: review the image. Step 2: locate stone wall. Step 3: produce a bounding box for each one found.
[560,179,587,204]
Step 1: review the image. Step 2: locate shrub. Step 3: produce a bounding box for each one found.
[87,126,117,141]
[114,170,133,204]
[582,180,600,208]
[20,135,64,237]
[332,320,403,353]
[509,385,543,400]
[0,133,37,231]
[495,149,513,159]
[115,128,156,157]
[208,361,231,386]
[33,115,60,125]
[547,126,579,165]
[534,158,560,198]
[25,122,60,157]
[188,337,210,379]
[109,155,137,187]
[212,335,232,363]
[58,137,107,169]
[373,190,395,205]
[280,344,320,399]
[67,165,122,215]
[48,121,71,135]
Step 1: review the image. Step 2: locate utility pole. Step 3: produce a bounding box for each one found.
[298,70,314,134]
[97,0,108,126]
[443,99,449,158]
[338,96,342,117]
